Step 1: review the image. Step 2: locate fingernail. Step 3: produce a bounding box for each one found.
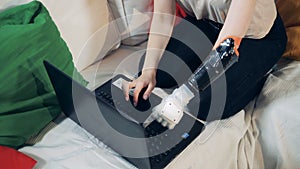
[134,102,137,107]
[125,96,129,101]
[143,94,148,100]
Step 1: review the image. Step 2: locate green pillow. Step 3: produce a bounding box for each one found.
[0,1,86,148]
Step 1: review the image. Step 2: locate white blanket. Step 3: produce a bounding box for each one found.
[20,59,300,169]
[20,118,137,169]
[165,107,264,169]
[252,59,300,169]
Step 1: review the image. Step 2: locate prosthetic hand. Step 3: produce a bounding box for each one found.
[143,84,194,129]
[143,37,241,129]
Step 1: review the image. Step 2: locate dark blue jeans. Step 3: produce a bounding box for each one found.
[141,14,287,121]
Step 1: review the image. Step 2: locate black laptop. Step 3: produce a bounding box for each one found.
[44,60,204,169]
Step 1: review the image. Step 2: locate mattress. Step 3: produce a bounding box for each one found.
[19,57,300,169]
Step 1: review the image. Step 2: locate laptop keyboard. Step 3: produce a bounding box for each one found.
[94,81,206,169]
[144,126,175,164]
[96,90,115,107]
[95,89,174,164]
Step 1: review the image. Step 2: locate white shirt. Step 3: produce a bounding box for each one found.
[177,0,277,39]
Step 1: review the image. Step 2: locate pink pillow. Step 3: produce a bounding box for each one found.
[0,146,37,169]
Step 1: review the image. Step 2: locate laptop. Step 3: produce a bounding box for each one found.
[44,60,204,169]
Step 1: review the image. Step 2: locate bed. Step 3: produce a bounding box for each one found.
[1,0,300,169]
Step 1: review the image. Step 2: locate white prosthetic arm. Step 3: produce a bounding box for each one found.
[143,37,241,129]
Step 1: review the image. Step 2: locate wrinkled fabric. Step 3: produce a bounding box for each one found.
[252,59,300,169]
[20,118,137,169]
[165,108,264,169]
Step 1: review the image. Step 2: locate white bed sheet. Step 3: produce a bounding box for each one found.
[20,117,136,169]
[20,58,300,169]
[252,59,300,169]
[19,104,263,169]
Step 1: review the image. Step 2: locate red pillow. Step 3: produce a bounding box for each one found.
[176,2,187,18]
[0,146,37,169]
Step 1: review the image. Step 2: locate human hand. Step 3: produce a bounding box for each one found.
[123,69,157,106]
[143,84,194,129]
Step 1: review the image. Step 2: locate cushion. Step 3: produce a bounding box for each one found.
[107,0,188,46]
[108,0,153,46]
[40,0,121,71]
[0,0,31,12]
[0,146,37,169]
[276,0,300,61]
[0,1,85,148]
